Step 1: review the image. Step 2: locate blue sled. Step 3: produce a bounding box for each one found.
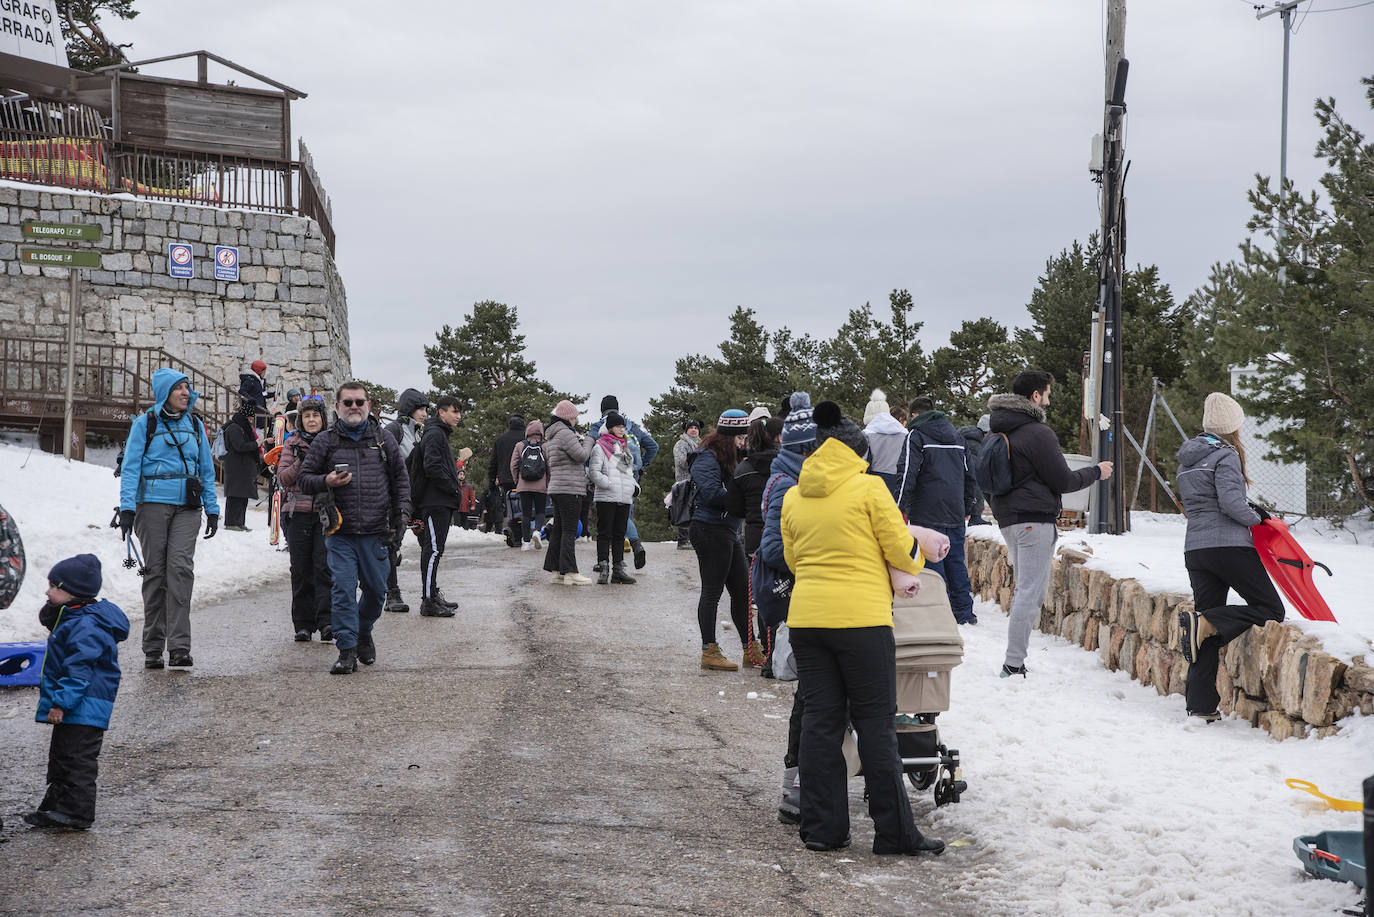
[1294,831,1366,889]
[0,640,45,687]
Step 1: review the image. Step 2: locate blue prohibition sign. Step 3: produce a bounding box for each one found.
[214,246,240,282]
[168,243,194,279]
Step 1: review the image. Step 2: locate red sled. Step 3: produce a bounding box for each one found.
[1250,518,1337,623]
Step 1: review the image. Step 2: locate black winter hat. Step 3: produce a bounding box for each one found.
[604,411,626,430]
[683,418,703,432]
[814,401,869,458]
[600,395,619,413]
[49,554,102,599]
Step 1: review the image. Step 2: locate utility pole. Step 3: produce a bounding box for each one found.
[1256,1,1300,285]
[1091,0,1128,533]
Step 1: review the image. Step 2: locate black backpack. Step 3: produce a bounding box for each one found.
[973,431,1016,496]
[405,439,427,499]
[668,476,698,527]
[517,440,547,482]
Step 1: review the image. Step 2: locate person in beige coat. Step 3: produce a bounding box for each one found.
[542,400,592,584]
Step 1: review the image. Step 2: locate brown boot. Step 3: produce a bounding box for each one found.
[700,643,739,671]
[742,640,767,668]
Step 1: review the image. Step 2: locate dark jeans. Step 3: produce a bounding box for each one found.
[420,508,451,599]
[225,496,248,528]
[689,521,749,648]
[921,522,974,620]
[518,491,547,543]
[595,501,631,565]
[790,626,921,853]
[543,493,582,574]
[285,511,331,634]
[39,723,104,827]
[1184,546,1284,714]
[325,533,390,653]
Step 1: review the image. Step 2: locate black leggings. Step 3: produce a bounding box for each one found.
[543,493,582,575]
[689,521,749,648]
[1184,546,1284,714]
[595,501,631,565]
[518,492,547,543]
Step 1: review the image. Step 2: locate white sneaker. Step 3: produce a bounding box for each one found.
[521,542,532,552]
[563,572,592,585]
[531,532,542,549]
[551,572,564,584]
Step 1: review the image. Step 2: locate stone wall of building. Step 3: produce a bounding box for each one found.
[965,535,1374,740]
[0,186,350,397]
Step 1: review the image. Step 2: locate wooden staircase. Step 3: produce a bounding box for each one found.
[0,335,237,460]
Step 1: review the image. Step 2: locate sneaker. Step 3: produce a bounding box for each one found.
[144,656,164,670]
[385,590,410,614]
[550,572,565,584]
[1188,710,1222,723]
[294,629,311,642]
[778,785,801,824]
[999,664,1028,678]
[700,643,738,671]
[531,532,543,549]
[420,598,456,617]
[24,810,89,830]
[563,572,593,586]
[521,542,532,552]
[597,567,611,585]
[356,634,376,665]
[168,653,193,668]
[874,834,946,856]
[742,641,767,668]
[804,835,851,852]
[633,545,647,570]
[592,561,604,574]
[330,648,358,675]
[677,542,693,551]
[1179,610,1202,664]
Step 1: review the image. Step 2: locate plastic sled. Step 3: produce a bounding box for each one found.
[1287,779,1364,813]
[1294,831,1366,889]
[0,640,45,687]
[1251,518,1337,623]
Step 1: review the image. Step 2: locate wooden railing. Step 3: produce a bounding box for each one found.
[0,336,237,434]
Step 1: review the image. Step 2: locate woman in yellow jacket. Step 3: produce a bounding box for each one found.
[781,402,948,856]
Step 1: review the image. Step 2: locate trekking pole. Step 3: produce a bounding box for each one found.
[123,533,147,577]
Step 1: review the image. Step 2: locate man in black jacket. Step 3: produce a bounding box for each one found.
[414,396,463,618]
[894,396,981,625]
[382,388,429,613]
[299,381,411,675]
[486,415,526,540]
[988,371,1111,678]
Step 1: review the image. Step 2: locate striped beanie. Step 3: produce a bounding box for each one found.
[781,392,817,449]
[716,409,749,433]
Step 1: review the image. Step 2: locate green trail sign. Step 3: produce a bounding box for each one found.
[19,247,102,268]
[22,222,102,241]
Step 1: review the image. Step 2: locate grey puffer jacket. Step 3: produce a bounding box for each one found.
[1177,434,1261,552]
[588,435,636,504]
[298,418,411,536]
[545,417,592,496]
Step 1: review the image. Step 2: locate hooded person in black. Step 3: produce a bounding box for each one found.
[414,397,463,617]
[486,415,527,539]
[383,388,429,613]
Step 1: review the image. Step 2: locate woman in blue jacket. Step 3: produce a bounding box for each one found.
[688,409,755,671]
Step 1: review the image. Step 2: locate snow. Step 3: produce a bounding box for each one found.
[969,513,1374,664]
[0,440,501,642]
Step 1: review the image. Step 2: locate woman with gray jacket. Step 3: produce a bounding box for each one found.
[1175,392,1283,722]
[543,400,593,585]
[587,411,638,585]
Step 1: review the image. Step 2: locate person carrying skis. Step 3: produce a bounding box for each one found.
[1175,392,1284,722]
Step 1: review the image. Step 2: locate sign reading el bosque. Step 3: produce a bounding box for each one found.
[0,0,69,67]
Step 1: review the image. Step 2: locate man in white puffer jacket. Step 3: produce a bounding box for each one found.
[861,389,907,498]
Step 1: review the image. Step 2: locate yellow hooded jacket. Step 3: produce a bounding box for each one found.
[781,437,925,629]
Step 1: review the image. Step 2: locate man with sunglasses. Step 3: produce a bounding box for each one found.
[297,382,411,674]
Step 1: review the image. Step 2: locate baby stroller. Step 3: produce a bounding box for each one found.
[843,568,967,807]
[501,490,523,547]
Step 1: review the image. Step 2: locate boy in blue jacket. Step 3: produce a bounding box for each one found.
[24,554,129,830]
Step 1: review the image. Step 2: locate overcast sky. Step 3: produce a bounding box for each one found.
[123,1,1373,422]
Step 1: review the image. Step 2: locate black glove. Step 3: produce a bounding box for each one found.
[204,514,219,539]
[119,510,135,538]
[389,510,404,536]
[1247,501,1272,522]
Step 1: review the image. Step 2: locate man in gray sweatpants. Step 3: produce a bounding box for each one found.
[986,371,1111,677]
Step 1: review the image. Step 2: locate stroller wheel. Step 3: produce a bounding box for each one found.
[908,768,937,791]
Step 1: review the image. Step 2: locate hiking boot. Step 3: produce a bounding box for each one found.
[955,611,979,625]
[435,589,458,610]
[592,561,604,574]
[24,810,88,830]
[632,544,647,570]
[742,641,766,668]
[874,833,946,856]
[385,590,410,614]
[563,572,592,586]
[319,625,333,642]
[1179,610,1202,663]
[804,835,851,852]
[294,629,311,642]
[356,634,376,665]
[144,655,164,670]
[330,649,358,674]
[597,566,611,585]
[1188,710,1222,723]
[999,664,1028,679]
[700,643,738,671]
[168,653,193,668]
[610,564,636,585]
[420,598,456,618]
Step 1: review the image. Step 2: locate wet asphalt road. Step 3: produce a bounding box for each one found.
[0,538,986,916]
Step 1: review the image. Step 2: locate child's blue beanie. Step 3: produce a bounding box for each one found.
[49,554,102,598]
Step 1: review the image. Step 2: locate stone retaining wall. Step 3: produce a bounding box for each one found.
[965,535,1374,740]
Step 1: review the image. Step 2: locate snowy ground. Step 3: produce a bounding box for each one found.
[970,512,1374,664]
[0,440,503,643]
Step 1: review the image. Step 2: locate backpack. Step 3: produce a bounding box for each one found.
[973,431,1015,496]
[117,412,204,477]
[517,440,547,482]
[211,425,228,462]
[668,476,698,527]
[405,437,427,499]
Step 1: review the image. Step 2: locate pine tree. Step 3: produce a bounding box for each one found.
[928,318,1023,423]
[57,1,137,71]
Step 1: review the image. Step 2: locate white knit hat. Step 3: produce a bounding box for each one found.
[1202,392,1244,435]
[746,405,772,423]
[862,388,890,425]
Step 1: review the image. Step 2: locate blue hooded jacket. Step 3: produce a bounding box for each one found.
[119,368,221,515]
[756,446,804,573]
[588,413,659,480]
[37,599,129,729]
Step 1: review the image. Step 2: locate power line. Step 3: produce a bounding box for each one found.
[1304,0,1374,11]
[1292,0,1315,32]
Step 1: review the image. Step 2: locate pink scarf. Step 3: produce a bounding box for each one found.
[597,430,628,461]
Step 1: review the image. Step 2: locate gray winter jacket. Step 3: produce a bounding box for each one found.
[588,436,637,504]
[862,412,907,476]
[545,417,592,496]
[384,388,429,460]
[673,433,699,482]
[1177,434,1261,552]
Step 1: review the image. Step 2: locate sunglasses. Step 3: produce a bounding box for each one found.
[339,398,367,407]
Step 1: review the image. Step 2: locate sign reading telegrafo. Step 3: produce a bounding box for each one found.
[0,1,69,67]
